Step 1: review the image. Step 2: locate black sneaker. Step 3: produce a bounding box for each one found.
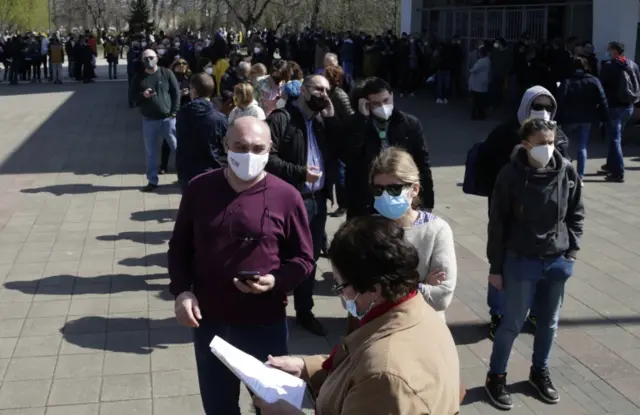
[489,315,501,341]
[296,313,326,336]
[141,183,158,193]
[485,373,513,410]
[604,174,624,183]
[529,367,559,404]
[329,207,347,218]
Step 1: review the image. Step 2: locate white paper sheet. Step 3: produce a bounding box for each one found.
[209,336,307,409]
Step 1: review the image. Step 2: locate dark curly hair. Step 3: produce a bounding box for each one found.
[328,216,419,302]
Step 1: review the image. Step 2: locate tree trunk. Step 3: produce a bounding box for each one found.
[310,0,321,29]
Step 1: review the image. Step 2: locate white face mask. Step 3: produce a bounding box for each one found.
[141,42,147,48]
[372,104,394,120]
[205,67,213,75]
[529,109,551,121]
[254,47,261,54]
[157,48,166,56]
[174,42,180,47]
[276,98,286,109]
[529,144,555,167]
[227,150,269,181]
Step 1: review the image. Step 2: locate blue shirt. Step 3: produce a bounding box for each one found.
[303,118,325,193]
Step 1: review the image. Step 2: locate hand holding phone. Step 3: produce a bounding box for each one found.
[143,88,155,98]
[236,271,260,282]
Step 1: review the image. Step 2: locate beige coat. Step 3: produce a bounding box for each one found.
[302,295,461,415]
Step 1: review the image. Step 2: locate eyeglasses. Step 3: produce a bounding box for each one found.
[331,282,350,295]
[530,103,554,112]
[228,178,269,242]
[370,183,409,197]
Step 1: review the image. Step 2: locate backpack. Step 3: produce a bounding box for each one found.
[617,63,640,104]
[462,141,491,197]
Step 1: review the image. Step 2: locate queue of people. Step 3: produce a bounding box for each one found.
[109,26,640,414]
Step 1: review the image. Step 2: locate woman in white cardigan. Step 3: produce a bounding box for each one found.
[370,147,457,318]
[346,147,457,332]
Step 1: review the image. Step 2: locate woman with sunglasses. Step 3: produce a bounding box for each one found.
[254,216,462,415]
[370,147,456,316]
[344,147,457,333]
[484,118,584,410]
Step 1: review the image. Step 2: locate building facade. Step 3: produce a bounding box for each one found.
[401,0,640,60]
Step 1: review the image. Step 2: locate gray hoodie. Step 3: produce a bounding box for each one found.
[487,146,585,275]
[517,85,558,124]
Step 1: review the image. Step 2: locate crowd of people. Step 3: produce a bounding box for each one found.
[6,24,636,414]
[115,26,623,414]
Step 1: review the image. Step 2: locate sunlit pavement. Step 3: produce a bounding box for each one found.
[0,80,639,414]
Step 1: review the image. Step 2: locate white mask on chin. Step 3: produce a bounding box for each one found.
[529,109,551,121]
[276,98,286,109]
[372,104,394,120]
[529,144,555,167]
[227,150,269,181]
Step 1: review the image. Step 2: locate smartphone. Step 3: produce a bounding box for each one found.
[237,271,260,282]
[309,167,323,176]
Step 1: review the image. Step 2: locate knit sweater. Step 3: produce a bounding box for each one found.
[403,215,457,320]
[228,101,266,123]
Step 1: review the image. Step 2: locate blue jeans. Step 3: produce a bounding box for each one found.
[193,319,289,415]
[293,193,327,315]
[142,117,177,186]
[435,70,451,100]
[606,106,634,177]
[563,123,592,178]
[489,253,573,375]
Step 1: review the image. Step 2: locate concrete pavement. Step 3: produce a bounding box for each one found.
[0,80,639,414]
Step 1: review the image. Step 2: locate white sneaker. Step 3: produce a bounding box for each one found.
[436,99,443,104]
[444,99,449,104]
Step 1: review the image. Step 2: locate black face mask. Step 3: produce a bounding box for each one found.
[307,95,329,112]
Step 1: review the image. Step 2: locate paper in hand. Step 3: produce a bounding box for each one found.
[209,336,306,409]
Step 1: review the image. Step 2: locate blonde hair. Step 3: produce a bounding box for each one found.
[250,63,267,80]
[369,147,421,207]
[234,82,254,107]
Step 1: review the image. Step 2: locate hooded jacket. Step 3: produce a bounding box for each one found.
[475,85,569,197]
[175,98,228,181]
[487,146,585,275]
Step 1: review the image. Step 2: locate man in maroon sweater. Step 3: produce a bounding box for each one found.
[168,117,315,414]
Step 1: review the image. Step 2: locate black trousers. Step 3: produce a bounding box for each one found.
[472,91,488,120]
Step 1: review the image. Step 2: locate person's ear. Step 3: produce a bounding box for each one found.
[410,183,420,200]
[521,140,532,150]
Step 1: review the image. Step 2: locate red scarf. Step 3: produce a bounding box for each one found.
[321,291,418,372]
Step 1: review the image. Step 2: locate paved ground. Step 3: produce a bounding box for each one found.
[0,79,639,415]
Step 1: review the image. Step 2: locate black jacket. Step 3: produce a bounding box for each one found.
[175,98,228,181]
[487,147,585,274]
[476,116,570,198]
[599,56,640,108]
[343,110,434,217]
[556,70,609,124]
[265,102,341,200]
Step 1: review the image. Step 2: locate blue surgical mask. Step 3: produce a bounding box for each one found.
[373,189,410,220]
[341,294,373,320]
[605,51,612,60]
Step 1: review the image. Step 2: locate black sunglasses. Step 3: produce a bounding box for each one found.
[530,103,554,112]
[370,184,409,197]
[331,282,351,295]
